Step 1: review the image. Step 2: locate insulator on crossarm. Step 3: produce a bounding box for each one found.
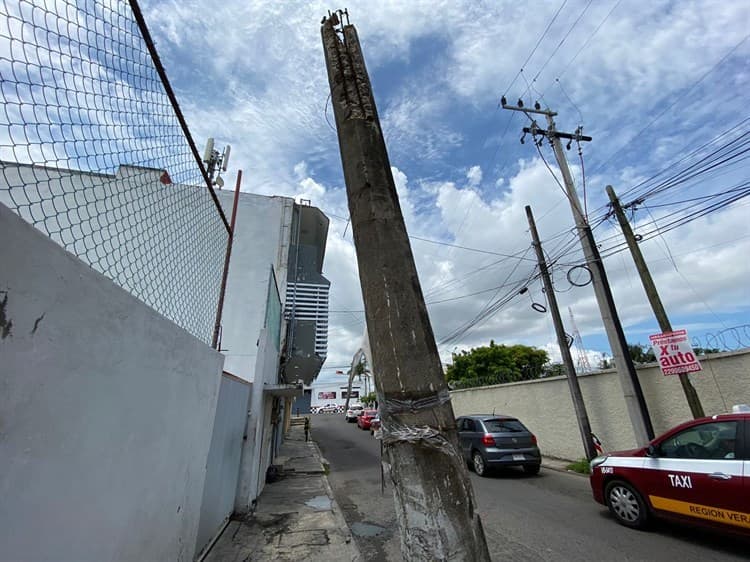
[517,99,524,108]
[501,96,507,106]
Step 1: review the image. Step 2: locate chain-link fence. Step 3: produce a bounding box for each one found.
[0,0,230,344]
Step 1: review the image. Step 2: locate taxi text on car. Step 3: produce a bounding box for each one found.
[589,405,749,535]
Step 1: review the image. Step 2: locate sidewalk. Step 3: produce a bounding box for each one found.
[202,422,360,562]
[201,421,581,561]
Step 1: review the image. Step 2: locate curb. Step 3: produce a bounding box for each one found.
[541,457,589,478]
[311,441,362,561]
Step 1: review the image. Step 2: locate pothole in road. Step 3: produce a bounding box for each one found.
[350,522,385,537]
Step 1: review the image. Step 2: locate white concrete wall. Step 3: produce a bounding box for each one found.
[450,349,750,460]
[0,203,224,561]
[216,191,293,381]
[0,162,227,344]
[234,326,283,512]
[195,373,251,559]
[310,380,366,408]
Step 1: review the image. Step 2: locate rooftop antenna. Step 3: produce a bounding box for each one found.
[203,137,232,189]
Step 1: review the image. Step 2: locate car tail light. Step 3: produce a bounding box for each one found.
[481,434,495,446]
[531,434,537,445]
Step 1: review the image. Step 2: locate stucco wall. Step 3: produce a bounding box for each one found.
[450,349,750,460]
[0,203,223,561]
[0,162,227,344]
[234,326,283,513]
[195,373,251,559]
[217,191,292,381]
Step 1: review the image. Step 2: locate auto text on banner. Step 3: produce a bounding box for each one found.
[649,329,703,376]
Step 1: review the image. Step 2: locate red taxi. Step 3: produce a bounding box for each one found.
[589,409,749,534]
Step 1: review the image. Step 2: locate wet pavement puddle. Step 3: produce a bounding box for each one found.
[350,522,385,537]
[305,495,332,510]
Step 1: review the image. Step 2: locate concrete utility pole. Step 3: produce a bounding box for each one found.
[606,185,705,418]
[526,205,597,459]
[502,100,655,445]
[322,12,490,561]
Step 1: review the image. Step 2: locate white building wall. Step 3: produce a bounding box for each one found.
[234,327,283,512]
[0,203,224,561]
[0,162,227,344]
[195,373,251,559]
[216,190,293,381]
[310,379,369,408]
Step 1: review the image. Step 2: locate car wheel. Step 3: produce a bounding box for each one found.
[472,451,488,477]
[523,464,541,475]
[605,480,650,529]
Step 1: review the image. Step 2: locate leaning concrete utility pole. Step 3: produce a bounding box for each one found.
[321,11,490,561]
[502,100,654,445]
[606,185,705,418]
[526,205,597,459]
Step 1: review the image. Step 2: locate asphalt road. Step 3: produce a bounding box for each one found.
[311,413,749,562]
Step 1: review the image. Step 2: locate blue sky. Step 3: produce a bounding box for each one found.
[141,0,750,382]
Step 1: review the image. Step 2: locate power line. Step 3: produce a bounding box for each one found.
[519,0,595,102]
[410,235,538,260]
[591,34,750,175]
[550,0,623,86]
[502,0,569,97]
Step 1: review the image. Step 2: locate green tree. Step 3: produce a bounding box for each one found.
[446,341,549,385]
[598,353,612,370]
[360,391,377,407]
[628,343,656,364]
[693,347,720,355]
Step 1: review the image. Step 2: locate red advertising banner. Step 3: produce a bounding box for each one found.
[649,329,703,376]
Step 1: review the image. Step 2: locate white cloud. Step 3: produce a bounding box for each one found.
[466,165,482,187]
[134,0,750,374]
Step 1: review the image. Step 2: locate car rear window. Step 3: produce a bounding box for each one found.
[483,419,526,433]
[364,410,377,416]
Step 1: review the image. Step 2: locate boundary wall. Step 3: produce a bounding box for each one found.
[1,203,224,561]
[450,349,750,459]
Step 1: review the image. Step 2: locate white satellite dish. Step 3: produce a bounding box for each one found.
[215,175,225,189]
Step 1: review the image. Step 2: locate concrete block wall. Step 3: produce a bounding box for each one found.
[450,349,750,460]
[0,203,224,561]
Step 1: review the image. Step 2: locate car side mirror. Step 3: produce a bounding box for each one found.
[646,444,658,457]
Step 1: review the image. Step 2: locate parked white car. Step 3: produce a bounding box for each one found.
[315,403,342,414]
[345,404,364,422]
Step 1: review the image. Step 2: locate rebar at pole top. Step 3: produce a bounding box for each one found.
[323,8,350,27]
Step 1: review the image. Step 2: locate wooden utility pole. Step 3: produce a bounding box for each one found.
[503,100,655,445]
[606,185,705,418]
[321,12,490,561]
[526,205,597,459]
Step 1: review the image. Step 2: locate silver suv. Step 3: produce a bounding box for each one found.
[456,415,541,476]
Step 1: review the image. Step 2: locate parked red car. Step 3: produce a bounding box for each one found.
[357,409,378,430]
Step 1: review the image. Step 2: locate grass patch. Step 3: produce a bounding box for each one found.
[566,458,591,474]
